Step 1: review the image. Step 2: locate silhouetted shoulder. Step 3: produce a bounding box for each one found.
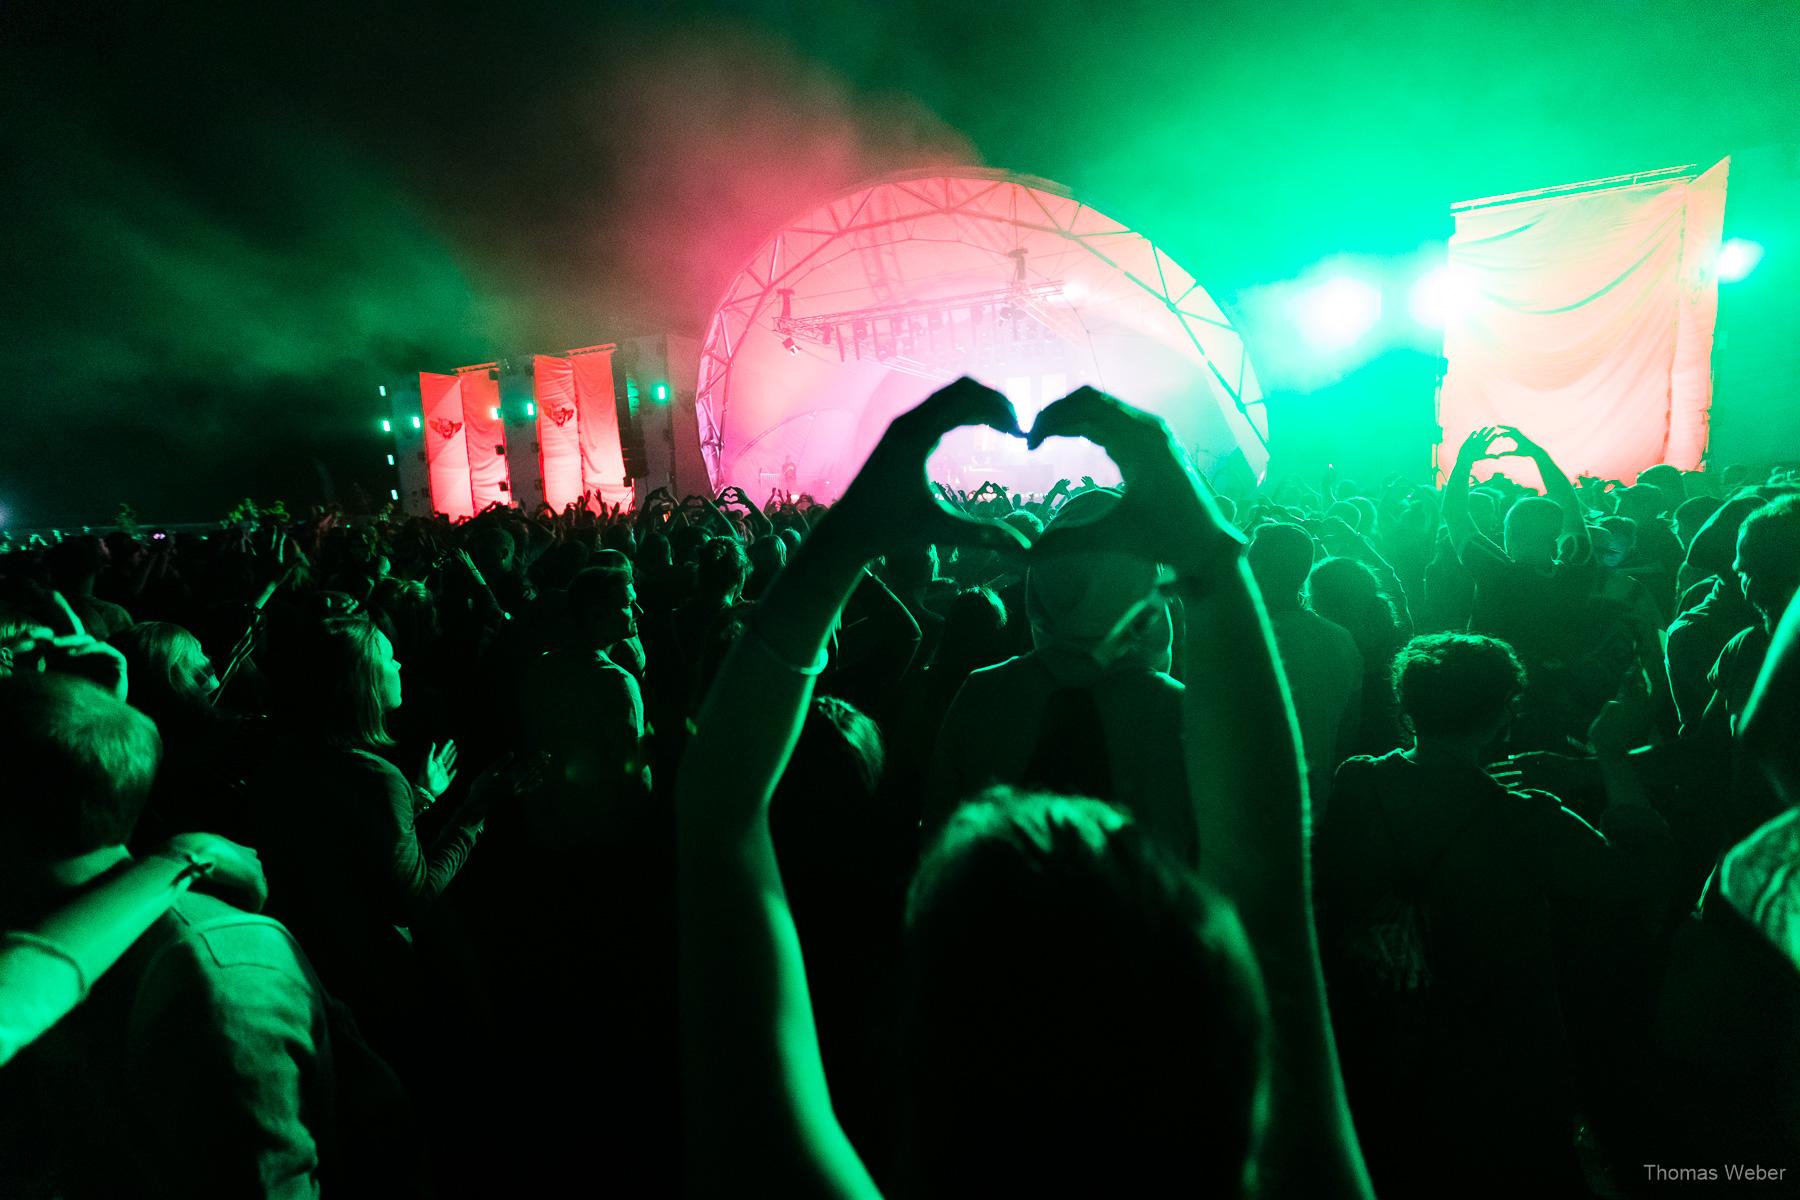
[150,891,318,985]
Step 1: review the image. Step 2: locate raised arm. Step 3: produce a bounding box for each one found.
[1741,591,1800,806]
[1030,389,1373,1200]
[450,549,510,625]
[676,380,1027,1196]
[723,486,776,539]
[694,493,743,541]
[1500,426,1590,557]
[1442,426,1502,559]
[834,568,924,692]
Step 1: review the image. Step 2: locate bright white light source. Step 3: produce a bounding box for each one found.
[390,489,400,501]
[1409,265,1475,328]
[998,376,1034,425]
[1297,276,1382,349]
[1717,238,1764,283]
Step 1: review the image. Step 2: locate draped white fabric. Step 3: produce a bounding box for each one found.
[1440,159,1729,489]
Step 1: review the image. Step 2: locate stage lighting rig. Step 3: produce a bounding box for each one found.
[774,280,1068,381]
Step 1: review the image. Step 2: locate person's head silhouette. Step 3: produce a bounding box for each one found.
[1248,523,1315,612]
[1392,632,1526,758]
[903,788,1268,1197]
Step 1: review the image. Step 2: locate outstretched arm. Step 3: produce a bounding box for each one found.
[723,486,776,539]
[0,835,266,1068]
[1742,591,1800,806]
[676,381,1028,1196]
[1030,390,1373,1200]
[1501,426,1590,557]
[1442,426,1501,559]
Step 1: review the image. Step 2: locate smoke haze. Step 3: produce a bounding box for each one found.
[1,0,1793,525]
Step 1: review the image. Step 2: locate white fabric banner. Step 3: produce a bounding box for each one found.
[1440,159,1729,487]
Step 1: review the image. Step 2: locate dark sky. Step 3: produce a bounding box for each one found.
[2,0,1795,527]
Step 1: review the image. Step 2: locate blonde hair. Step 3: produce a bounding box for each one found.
[298,617,395,748]
[111,621,208,705]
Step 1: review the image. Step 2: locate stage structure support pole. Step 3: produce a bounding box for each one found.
[387,379,432,517]
[499,359,545,512]
[615,334,704,505]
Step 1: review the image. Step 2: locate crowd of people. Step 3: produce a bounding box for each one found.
[1,381,1796,1197]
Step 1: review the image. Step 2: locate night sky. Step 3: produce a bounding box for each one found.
[2,0,1794,527]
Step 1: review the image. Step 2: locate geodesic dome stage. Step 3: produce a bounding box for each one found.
[694,169,1267,499]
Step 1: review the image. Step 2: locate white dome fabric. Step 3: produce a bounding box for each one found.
[696,169,1266,500]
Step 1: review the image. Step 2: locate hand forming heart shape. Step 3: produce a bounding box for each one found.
[830,377,1242,587]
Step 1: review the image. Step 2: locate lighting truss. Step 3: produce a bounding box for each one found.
[776,281,1069,382]
[694,169,1269,481]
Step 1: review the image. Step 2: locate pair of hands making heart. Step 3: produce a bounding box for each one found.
[1457,424,1546,465]
[829,377,1244,579]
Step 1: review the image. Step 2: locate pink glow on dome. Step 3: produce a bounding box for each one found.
[695,170,1266,500]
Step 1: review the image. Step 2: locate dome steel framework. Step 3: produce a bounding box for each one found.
[695,168,1267,498]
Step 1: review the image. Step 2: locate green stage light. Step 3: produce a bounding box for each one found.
[525,402,536,417]
[381,418,391,432]
[654,382,669,402]
[1717,238,1763,283]
[411,415,422,429]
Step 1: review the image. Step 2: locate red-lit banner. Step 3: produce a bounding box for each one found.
[420,372,474,520]
[572,347,632,507]
[459,368,508,512]
[534,355,585,511]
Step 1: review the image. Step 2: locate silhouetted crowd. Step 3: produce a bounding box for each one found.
[2,385,1797,1198]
